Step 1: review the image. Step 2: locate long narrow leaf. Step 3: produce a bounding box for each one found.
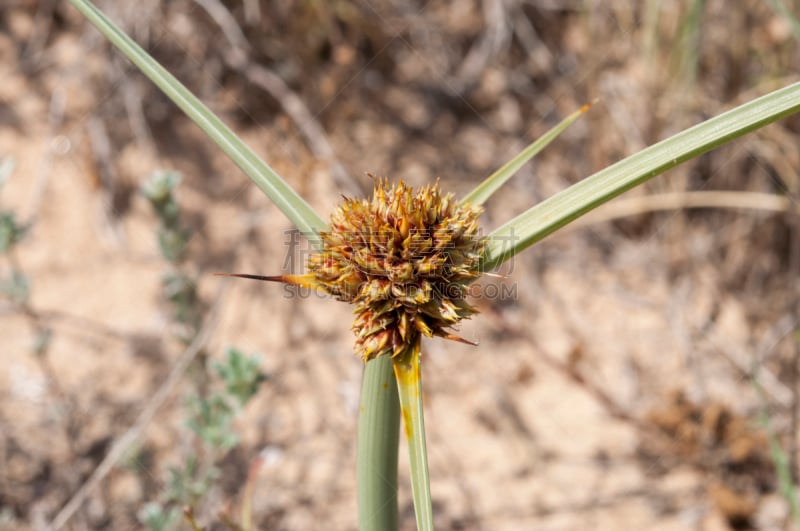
[482,82,800,270]
[69,0,328,239]
[462,102,592,206]
[357,357,400,531]
[393,345,433,531]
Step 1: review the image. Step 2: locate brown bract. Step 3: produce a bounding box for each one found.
[308,178,485,361]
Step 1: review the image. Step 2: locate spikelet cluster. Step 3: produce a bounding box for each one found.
[308,178,484,361]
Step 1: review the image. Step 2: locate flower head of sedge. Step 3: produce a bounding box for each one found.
[221,178,485,361]
[312,178,485,360]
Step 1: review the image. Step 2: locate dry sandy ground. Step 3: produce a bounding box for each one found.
[1,1,799,530]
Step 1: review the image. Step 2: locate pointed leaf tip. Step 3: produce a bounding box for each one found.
[214,272,321,289]
[482,82,800,271]
[442,333,479,346]
[461,103,592,206]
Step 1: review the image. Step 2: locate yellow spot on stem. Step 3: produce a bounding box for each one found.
[402,406,413,438]
[394,343,422,439]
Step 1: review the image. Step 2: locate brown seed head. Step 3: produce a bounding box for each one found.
[308,178,485,361]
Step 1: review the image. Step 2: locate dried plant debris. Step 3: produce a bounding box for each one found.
[638,391,775,529]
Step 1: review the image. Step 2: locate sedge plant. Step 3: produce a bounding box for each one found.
[67,0,800,529]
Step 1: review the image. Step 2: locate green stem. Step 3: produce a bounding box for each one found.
[357,356,400,531]
[393,344,434,531]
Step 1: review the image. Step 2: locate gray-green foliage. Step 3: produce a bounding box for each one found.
[162,271,202,338]
[0,157,14,187]
[0,158,30,303]
[0,269,29,304]
[165,456,219,505]
[0,206,29,303]
[140,347,266,530]
[142,171,202,341]
[0,157,52,355]
[214,347,268,405]
[142,171,190,263]
[0,211,28,254]
[140,172,267,529]
[187,348,267,450]
[137,502,182,531]
[186,393,238,450]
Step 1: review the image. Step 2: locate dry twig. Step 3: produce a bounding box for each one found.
[86,116,126,246]
[571,191,798,230]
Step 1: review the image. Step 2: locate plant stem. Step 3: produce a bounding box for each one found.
[394,344,434,531]
[357,356,400,531]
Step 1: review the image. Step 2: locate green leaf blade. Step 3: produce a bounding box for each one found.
[69,0,328,239]
[482,82,800,271]
[461,103,592,206]
[357,357,400,531]
[393,346,433,531]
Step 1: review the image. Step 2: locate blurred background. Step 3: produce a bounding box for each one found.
[2,1,800,529]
